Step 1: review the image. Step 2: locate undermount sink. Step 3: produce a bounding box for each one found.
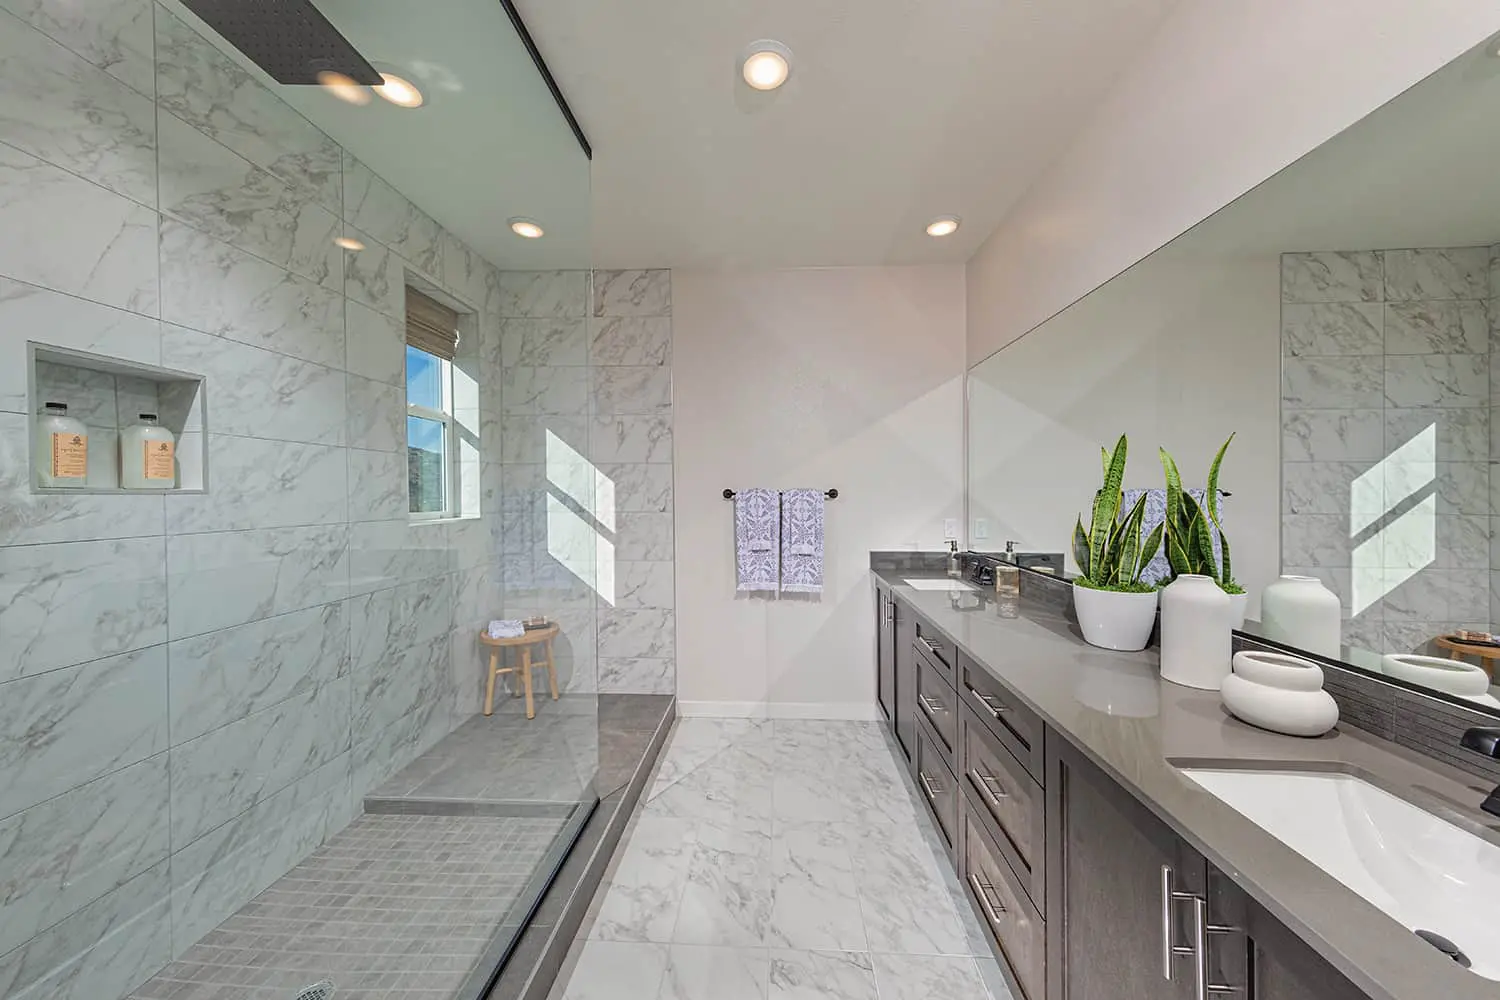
[903,578,976,591]
[1180,767,1500,979]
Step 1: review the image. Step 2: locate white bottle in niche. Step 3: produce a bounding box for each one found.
[35,401,88,488]
[120,412,176,489]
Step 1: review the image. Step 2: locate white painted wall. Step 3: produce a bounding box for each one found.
[966,0,1500,365]
[968,249,1281,617]
[673,267,966,717]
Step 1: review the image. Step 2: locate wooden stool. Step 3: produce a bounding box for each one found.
[479,624,560,719]
[1433,635,1500,680]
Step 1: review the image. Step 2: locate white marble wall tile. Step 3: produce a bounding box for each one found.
[1280,302,1382,358]
[159,220,344,368]
[1280,357,1383,409]
[162,325,346,445]
[0,536,166,679]
[114,375,158,426]
[0,644,167,818]
[1385,354,1488,408]
[1382,619,1454,655]
[1383,461,1488,515]
[595,269,672,317]
[0,14,156,205]
[1384,246,1488,301]
[348,447,407,522]
[341,226,409,318]
[351,636,449,738]
[34,360,117,426]
[1437,514,1490,569]
[348,577,453,670]
[168,674,350,846]
[346,374,405,452]
[1384,301,1488,355]
[0,860,171,1000]
[1281,462,1380,518]
[0,413,164,545]
[593,366,673,415]
[599,463,673,514]
[496,270,589,318]
[500,366,590,415]
[1281,251,1382,304]
[0,143,158,313]
[591,415,674,465]
[498,317,589,367]
[165,523,350,639]
[0,755,167,958]
[1383,568,1489,622]
[599,608,676,659]
[343,154,443,280]
[168,752,349,951]
[599,657,675,695]
[348,518,454,594]
[616,513,675,562]
[448,516,488,571]
[1281,515,1352,567]
[1386,407,1489,463]
[439,231,492,310]
[1281,409,1384,462]
[1,0,154,95]
[590,316,672,367]
[608,560,676,609]
[165,435,347,533]
[154,9,341,211]
[168,600,349,743]
[85,426,122,488]
[346,299,405,386]
[156,111,340,289]
[499,415,590,464]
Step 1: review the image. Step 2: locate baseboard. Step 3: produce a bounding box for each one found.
[676,700,879,721]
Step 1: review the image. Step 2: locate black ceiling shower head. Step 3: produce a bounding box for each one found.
[180,0,380,85]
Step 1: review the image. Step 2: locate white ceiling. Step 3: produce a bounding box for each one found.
[518,0,1181,268]
[162,0,592,269]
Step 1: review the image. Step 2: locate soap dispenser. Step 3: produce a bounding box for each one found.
[120,413,176,489]
[946,539,961,578]
[36,401,88,488]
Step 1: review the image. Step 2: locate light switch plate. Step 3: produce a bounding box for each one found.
[974,518,989,539]
[943,519,958,540]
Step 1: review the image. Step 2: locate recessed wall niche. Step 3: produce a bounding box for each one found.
[28,344,207,494]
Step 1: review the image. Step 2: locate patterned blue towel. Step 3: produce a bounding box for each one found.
[781,489,825,594]
[735,488,780,592]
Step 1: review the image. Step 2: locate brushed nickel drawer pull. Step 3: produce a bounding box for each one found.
[967,685,1010,718]
[918,694,944,716]
[919,771,942,800]
[968,872,1007,926]
[968,768,1010,807]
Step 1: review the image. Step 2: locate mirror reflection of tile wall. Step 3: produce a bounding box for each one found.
[1280,246,1495,654]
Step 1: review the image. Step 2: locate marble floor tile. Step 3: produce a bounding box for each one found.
[590,816,697,942]
[767,949,878,1000]
[561,940,669,1000]
[659,945,769,1000]
[871,952,994,1000]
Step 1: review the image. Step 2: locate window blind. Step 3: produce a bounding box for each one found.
[405,287,460,361]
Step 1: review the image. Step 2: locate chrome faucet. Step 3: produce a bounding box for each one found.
[1459,727,1500,817]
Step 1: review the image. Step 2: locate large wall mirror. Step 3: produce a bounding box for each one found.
[968,33,1500,714]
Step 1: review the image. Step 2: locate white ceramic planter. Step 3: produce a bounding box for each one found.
[1072,582,1159,652]
[1227,592,1249,630]
[1220,650,1339,737]
[1260,575,1341,658]
[1160,575,1232,690]
[1381,654,1490,698]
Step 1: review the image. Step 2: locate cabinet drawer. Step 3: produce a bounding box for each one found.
[964,808,1044,1000]
[915,715,959,856]
[959,653,1043,783]
[961,705,1044,911]
[913,617,956,685]
[915,649,957,757]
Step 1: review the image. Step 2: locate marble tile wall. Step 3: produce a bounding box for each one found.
[490,269,677,697]
[1280,247,1494,654]
[0,4,507,998]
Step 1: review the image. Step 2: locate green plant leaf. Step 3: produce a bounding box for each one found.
[1117,494,1148,584]
[1139,522,1164,574]
[1072,516,1091,578]
[1219,530,1232,586]
[1089,434,1128,567]
[1165,531,1192,577]
[1160,447,1182,532]
[1205,432,1235,530]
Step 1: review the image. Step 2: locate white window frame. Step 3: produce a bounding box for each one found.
[406,347,459,521]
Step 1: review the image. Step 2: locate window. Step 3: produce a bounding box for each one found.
[405,288,460,519]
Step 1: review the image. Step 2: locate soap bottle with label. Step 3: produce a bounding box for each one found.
[36,401,88,488]
[120,413,176,489]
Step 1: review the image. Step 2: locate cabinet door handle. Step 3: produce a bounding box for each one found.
[968,873,1007,925]
[918,694,944,717]
[919,771,942,800]
[968,768,1010,808]
[1161,865,1201,982]
[1162,870,1240,997]
[967,685,1010,718]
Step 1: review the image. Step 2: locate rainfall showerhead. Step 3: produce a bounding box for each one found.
[180,0,379,85]
[293,982,335,1000]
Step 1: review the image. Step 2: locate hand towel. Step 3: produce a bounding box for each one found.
[780,489,825,594]
[487,619,525,639]
[735,488,780,592]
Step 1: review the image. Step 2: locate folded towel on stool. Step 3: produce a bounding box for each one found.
[487,620,525,639]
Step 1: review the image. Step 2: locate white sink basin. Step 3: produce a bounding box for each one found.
[1180,767,1500,979]
[903,578,976,591]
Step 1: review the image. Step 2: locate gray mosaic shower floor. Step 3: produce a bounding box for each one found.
[127,813,567,1000]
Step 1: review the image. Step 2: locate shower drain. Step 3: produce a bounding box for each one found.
[294,983,335,1000]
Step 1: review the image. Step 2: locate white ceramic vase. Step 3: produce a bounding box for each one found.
[1072,582,1159,652]
[1220,650,1339,737]
[1227,592,1249,630]
[1160,574,1231,689]
[1381,654,1494,702]
[1259,575,1341,658]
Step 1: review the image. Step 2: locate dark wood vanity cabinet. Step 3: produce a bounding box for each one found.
[893,605,917,763]
[876,587,895,724]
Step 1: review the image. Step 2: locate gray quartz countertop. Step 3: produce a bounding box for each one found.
[874,569,1500,1000]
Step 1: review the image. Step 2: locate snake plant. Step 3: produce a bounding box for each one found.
[1071,434,1163,593]
[1159,433,1240,593]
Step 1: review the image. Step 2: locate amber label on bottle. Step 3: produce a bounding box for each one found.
[143,439,175,481]
[51,432,86,478]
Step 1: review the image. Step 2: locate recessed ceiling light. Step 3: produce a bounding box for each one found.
[509,217,544,239]
[742,40,792,91]
[333,235,365,251]
[926,216,961,237]
[316,70,371,105]
[373,72,423,108]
